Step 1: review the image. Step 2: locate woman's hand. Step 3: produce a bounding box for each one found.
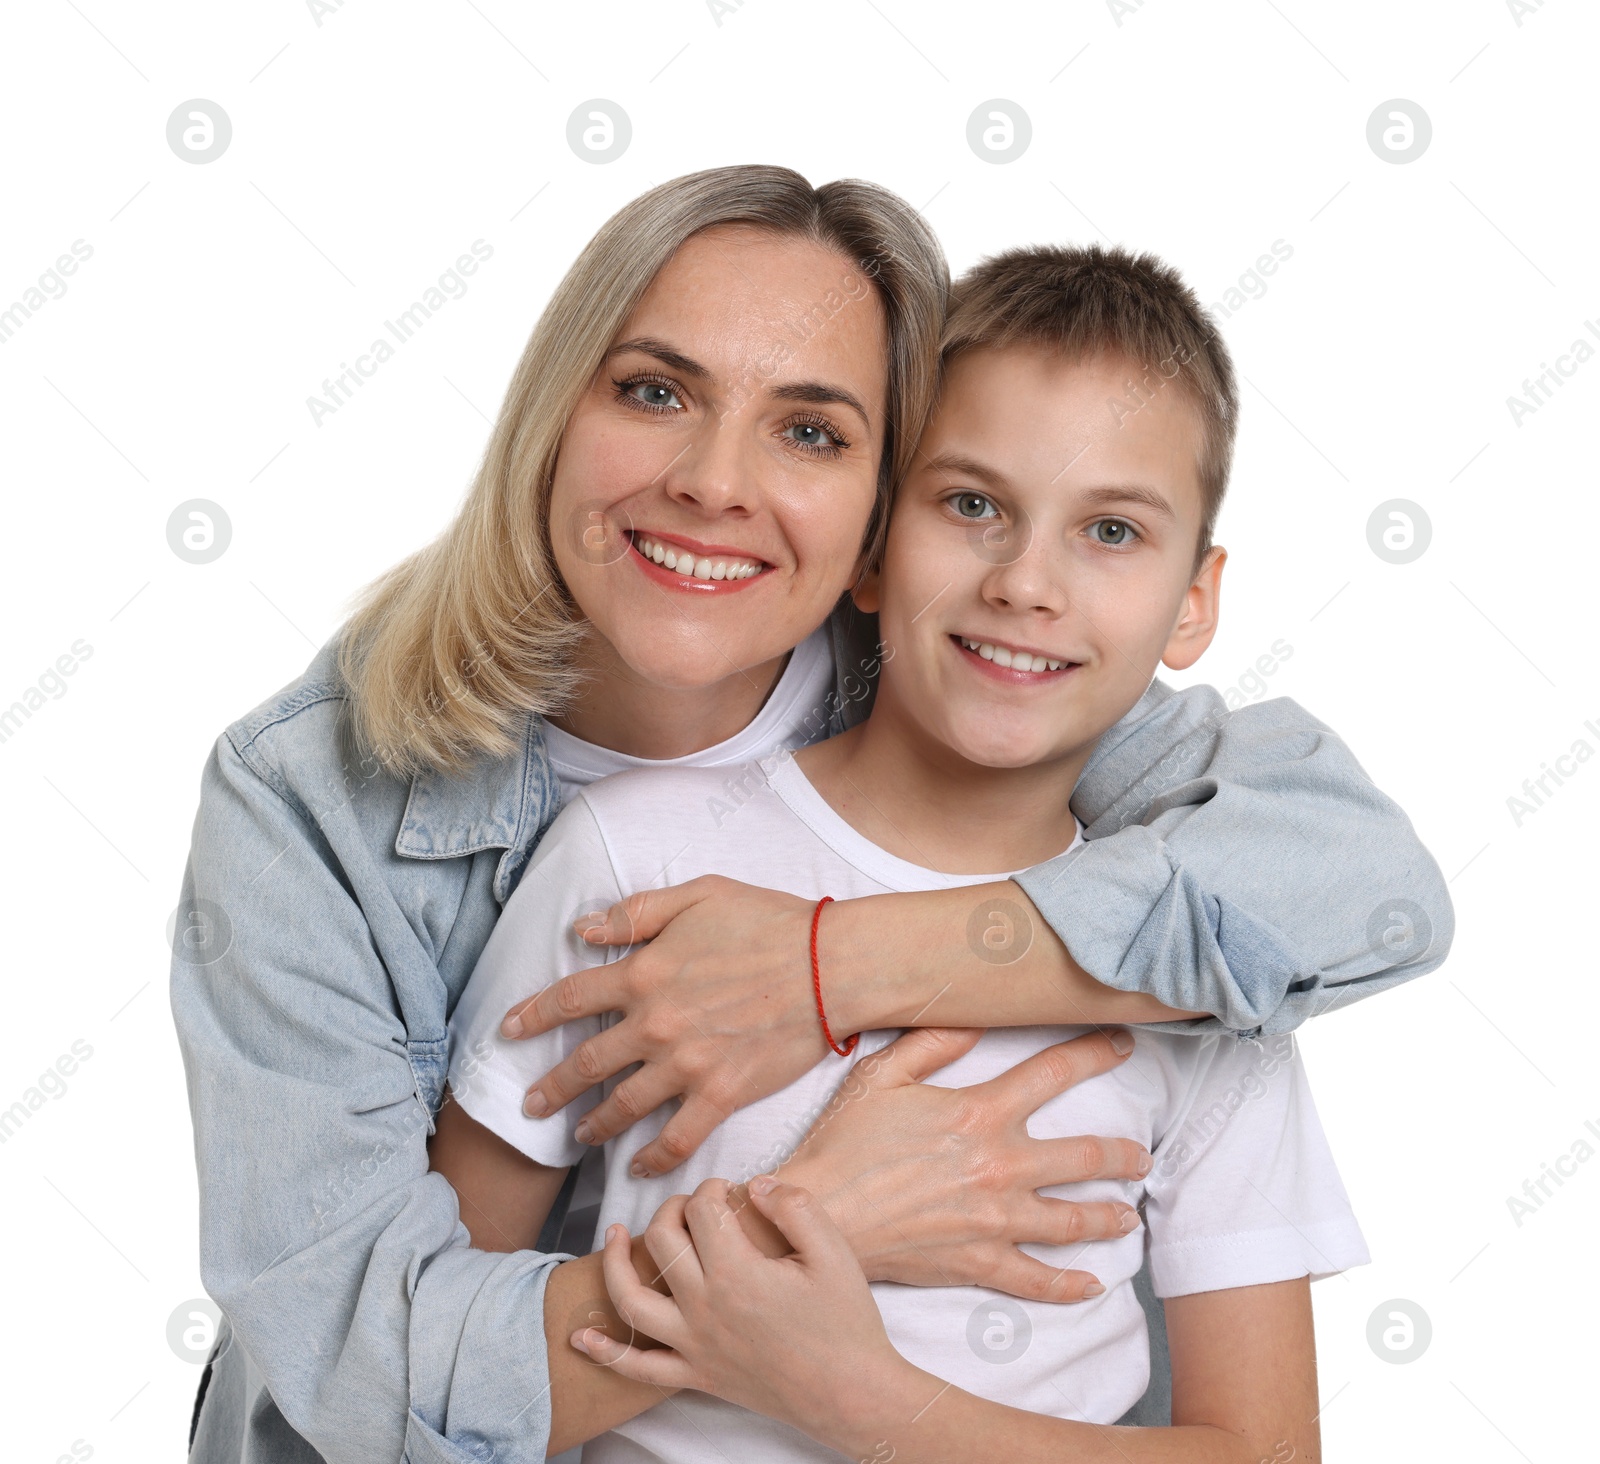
[496,874,1193,1181]
[497,875,833,1175]
[769,1025,1149,1302]
[576,1175,914,1455]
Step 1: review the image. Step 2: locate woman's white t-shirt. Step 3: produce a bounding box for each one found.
[446,754,1369,1455]
[540,625,835,809]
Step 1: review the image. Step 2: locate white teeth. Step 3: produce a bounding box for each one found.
[959,637,1068,673]
[634,534,764,583]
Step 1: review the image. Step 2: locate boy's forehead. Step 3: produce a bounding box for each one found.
[922,344,1206,506]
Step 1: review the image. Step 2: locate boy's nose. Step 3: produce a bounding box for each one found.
[981,545,1070,617]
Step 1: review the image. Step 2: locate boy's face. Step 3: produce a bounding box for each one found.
[857,344,1224,773]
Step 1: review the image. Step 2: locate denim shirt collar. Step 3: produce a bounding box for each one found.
[393,710,561,906]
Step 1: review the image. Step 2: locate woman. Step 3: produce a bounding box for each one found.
[172,165,1448,1463]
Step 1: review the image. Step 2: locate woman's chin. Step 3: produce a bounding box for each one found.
[612,637,796,695]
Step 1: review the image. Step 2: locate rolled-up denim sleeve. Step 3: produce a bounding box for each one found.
[1014,682,1454,1037]
[170,733,562,1463]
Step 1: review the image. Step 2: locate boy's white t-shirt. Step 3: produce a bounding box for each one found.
[446,754,1369,1459]
[535,624,836,1239]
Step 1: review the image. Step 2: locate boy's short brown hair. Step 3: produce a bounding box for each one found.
[941,242,1237,567]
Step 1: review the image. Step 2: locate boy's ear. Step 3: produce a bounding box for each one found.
[1161,545,1225,672]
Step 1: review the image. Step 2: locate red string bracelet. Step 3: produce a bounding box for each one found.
[810,895,858,1057]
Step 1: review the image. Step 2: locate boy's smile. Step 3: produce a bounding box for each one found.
[951,632,1076,679]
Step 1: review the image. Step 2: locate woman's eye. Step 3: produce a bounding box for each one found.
[948,491,999,521]
[615,376,684,412]
[1090,518,1138,546]
[628,380,681,409]
[782,420,845,454]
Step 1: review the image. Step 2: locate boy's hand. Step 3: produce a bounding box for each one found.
[577,1176,917,1456]
[496,875,833,1176]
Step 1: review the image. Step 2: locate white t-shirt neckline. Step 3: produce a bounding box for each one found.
[767,752,1083,890]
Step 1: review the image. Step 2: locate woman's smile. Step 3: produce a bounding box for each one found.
[628,528,773,589]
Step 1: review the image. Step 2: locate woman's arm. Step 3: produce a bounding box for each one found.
[171,730,565,1464]
[504,681,1451,1174]
[584,1176,1321,1463]
[502,876,1192,1174]
[1018,678,1454,1035]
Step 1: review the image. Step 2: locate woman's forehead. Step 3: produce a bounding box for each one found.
[618,227,890,409]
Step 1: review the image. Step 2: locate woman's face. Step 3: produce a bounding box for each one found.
[548,224,889,693]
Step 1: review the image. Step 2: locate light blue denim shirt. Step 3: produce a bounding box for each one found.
[172,598,1452,1461]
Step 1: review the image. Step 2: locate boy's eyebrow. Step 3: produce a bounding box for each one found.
[607,337,871,430]
[921,451,1011,491]
[1077,485,1178,522]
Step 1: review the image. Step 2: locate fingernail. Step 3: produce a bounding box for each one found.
[1136,1151,1152,1176]
[522,1091,548,1118]
[1083,1282,1106,1297]
[500,1013,524,1038]
[630,1162,650,1179]
[1109,1029,1135,1056]
[1118,1208,1141,1234]
[749,1174,777,1196]
[570,1332,591,1355]
[575,1120,594,1144]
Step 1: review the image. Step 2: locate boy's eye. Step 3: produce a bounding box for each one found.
[948,491,999,521]
[1089,518,1138,546]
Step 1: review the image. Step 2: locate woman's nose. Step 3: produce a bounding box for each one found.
[662,417,761,516]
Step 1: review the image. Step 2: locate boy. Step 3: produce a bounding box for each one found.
[436,243,1368,1455]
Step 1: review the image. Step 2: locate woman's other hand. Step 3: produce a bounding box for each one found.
[774,1025,1149,1303]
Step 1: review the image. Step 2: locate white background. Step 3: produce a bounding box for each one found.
[2,1,1595,1459]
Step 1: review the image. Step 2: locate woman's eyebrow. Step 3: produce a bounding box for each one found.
[606,337,711,380]
[770,380,871,431]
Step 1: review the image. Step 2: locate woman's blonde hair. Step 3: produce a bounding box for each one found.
[337,164,948,779]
